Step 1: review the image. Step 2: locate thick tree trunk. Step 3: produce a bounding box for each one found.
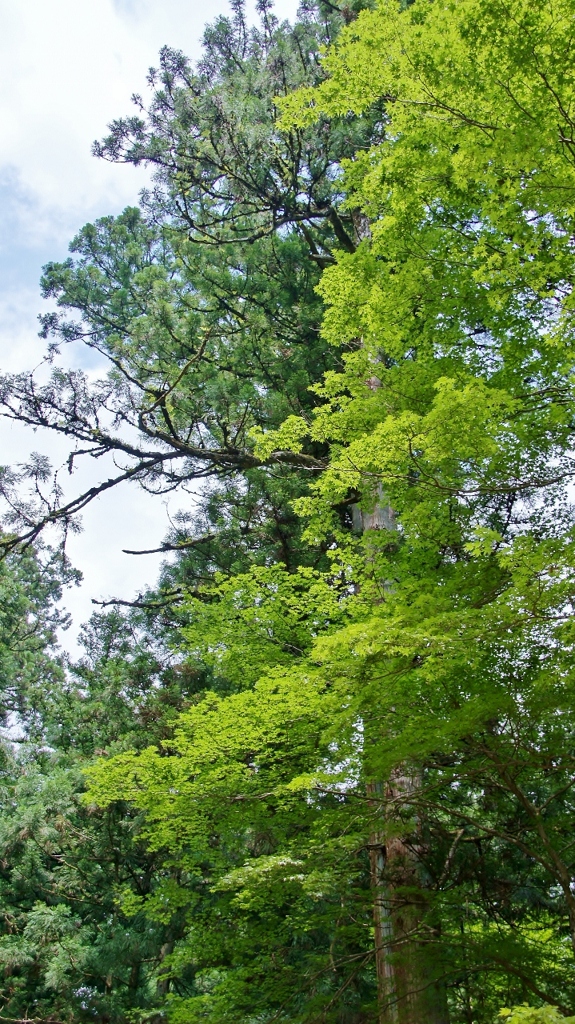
[355,502,448,1023]
[385,771,448,1024]
[352,207,448,1024]
[366,764,448,1024]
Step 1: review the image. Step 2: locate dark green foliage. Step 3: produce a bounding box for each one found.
[0,601,203,1024]
[0,546,72,737]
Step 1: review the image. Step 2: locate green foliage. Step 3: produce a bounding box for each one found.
[500,1008,575,1024]
[0,0,372,558]
[0,545,72,734]
[6,0,575,1021]
[181,564,349,688]
[0,5,379,1022]
[0,599,196,1024]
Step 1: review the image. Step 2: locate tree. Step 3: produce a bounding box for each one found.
[0,0,376,569]
[87,0,575,1021]
[0,600,217,1024]
[276,0,575,1014]
[5,0,575,1020]
[0,4,385,1022]
[0,544,72,737]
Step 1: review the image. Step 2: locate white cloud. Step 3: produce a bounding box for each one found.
[1,1,148,214]
[0,0,299,217]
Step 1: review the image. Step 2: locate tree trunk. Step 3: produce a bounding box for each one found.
[385,770,448,1024]
[351,207,449,1024]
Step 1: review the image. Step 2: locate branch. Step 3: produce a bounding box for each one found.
[91,588,184,610]
[122,533,216,556]
[0,453,177,556]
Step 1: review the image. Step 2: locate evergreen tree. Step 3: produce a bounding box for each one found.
[0,0,374,574]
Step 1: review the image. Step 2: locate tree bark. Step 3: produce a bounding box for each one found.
[385,771,448,1024]
[352,205,449,1024]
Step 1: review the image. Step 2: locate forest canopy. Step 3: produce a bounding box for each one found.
[1,0,575,1022]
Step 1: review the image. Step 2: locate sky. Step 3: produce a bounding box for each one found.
[0,0,299,655]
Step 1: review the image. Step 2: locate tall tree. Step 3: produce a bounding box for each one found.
[88,0,575,1021]
[276,0,575,1015]
[0,4,383,1022]
[0,0,375,575]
